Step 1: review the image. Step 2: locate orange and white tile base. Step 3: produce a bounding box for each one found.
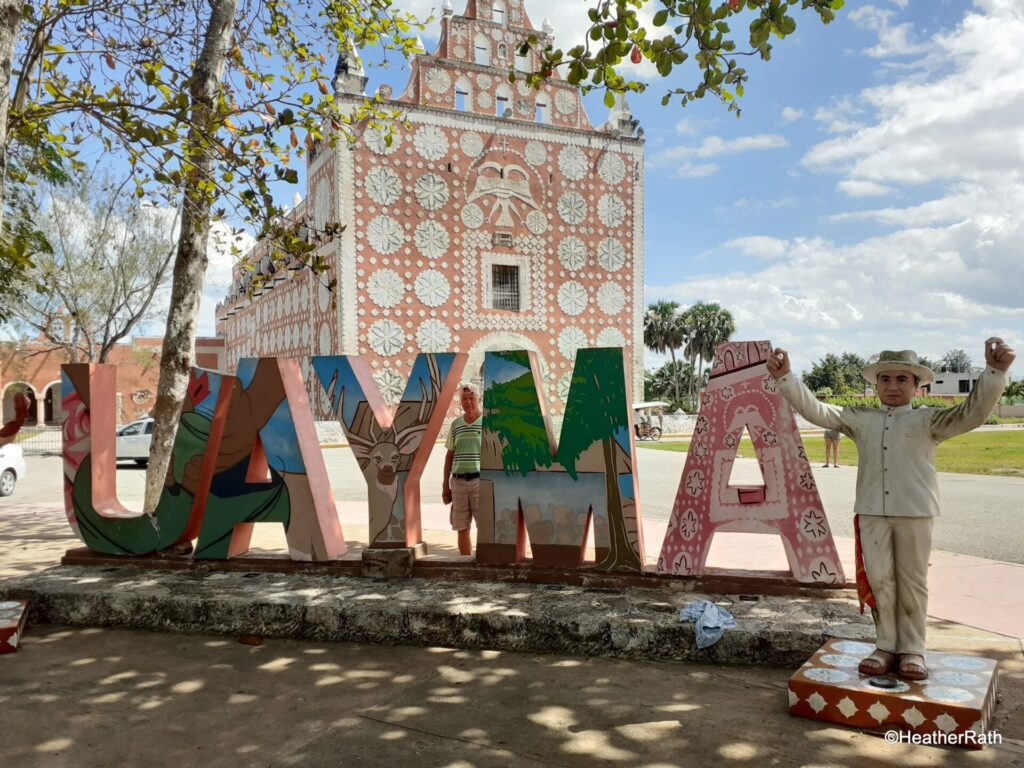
[789,639,998,749]
[0,600,28,654]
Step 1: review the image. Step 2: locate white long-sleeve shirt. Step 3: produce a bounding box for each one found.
[776,367,1008,518]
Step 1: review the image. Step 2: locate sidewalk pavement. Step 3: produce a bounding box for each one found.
[4,497,1023,642]
[2,458,1023,765]
[1,501,1023,766]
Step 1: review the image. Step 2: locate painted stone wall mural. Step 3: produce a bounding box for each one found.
[313,352,467,547]
[193,358,346,561]
[479,348,644,571]
[61,364,230,555]
[657,341,844,584]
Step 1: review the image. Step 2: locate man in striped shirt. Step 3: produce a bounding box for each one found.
[442,384,482,556]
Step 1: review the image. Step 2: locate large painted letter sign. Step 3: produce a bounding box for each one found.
[57,347,847,592]
[314,353,467,548]
[477,348,644,571]
[658,341,844,584]
[62,360,345,561]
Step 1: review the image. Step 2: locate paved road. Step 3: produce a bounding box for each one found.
[631,448,1024,565]
[5,445,1024,564]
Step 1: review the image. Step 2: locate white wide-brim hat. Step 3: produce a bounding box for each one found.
[863,350,935,386]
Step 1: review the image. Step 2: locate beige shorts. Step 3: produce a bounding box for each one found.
[449,476,480,530]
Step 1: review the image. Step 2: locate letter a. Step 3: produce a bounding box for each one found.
[194,357,345,560]
[658,341,844,584]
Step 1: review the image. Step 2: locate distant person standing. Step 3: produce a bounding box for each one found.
[442,384,482,556]
[823,428,842,467]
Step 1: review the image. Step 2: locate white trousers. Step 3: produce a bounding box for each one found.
[858,515,934,656]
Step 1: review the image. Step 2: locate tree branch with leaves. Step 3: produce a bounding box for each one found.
[519,0,843,114]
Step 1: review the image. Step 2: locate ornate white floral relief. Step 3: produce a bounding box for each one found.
[318,323,333,355]
[597,194,626,228]
[557,146,588,181]
[525,141,547,166]
[596,327,626,348]
[414,269,451,307]
[415,319,451,352]
[413,125,449,160]
[366,215,404,254]
[596,282,626,315]
[415,173,449,211]
[367,268,405,308]
[460,132,484,157]
[557,281,588,316]
[558,236,587,272]
[368,319,405,356]
[364,126,401,155]
[525,210,548,235]
[317,281,331,313]
[557,326,588,361]
[461,203,485,229]
[475,73,492,89]
[414,220,450,259]
[364,166,402,206]
[476,90,492,109]
[425,68,451,94]
[557,191,587,226]
[598,153,626,186]
[555,90,576,115]
[373,368,405,405]
[597,238,626,271]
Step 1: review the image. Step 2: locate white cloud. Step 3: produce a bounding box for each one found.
[813,98,867,134]
[723,236,790,260]
[836,179,895,198]
[714,196,796,213]
[648,1,1024,365]
[654,134,788,164]
[848,4,929,59]
[781,107,804,122]
[674,119,703,136]
[674,162,718,179]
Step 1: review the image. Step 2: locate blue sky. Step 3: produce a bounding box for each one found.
[196,0,1022,376]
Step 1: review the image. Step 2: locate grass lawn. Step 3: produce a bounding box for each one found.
[637,431,1024,477]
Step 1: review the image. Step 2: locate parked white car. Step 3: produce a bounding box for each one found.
[0,443,26,497]
[117,418,153,465]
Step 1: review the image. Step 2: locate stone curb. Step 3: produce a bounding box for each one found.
[0,566,874,667]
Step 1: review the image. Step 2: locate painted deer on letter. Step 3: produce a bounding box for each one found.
[335,356,444,544]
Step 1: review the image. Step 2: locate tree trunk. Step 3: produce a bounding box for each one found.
[688,352,697,410]
[669,348,678,403]
[596,436,641,572]
[0,0,23,233]
[143,0,238,514]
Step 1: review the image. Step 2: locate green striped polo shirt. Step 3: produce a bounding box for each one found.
[446,416,482,474]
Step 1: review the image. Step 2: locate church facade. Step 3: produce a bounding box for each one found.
[215,0,645,417]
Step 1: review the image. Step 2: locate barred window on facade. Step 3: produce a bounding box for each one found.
[491,265,520,311]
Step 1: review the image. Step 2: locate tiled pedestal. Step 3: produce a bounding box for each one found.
[789,639,998,749]
[0,600,28,654]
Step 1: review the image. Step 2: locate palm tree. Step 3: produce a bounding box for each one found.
[684,302,736,405]
[643,300,689,404]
